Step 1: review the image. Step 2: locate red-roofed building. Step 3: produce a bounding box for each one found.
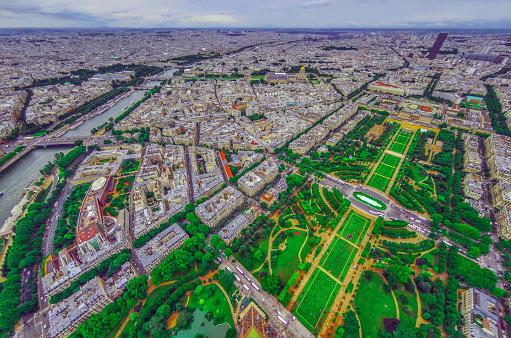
[368,81,405,95]
[219,151,233,178]
[224,164,233,178]
[220,151,227,161]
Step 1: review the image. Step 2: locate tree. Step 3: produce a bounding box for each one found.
[224,247,233,257]
[126,274,149,300]
[254,250,263,261]
[261,274,279,295]
[467,246,481,259]
[211,235,226,251]
[219,271,236,292]
[185,203,195,213]
[194,251,204,261]
[202,252,214,269]
[394,324,416,338]
[225,327,237,338]
[385,264,411,285]
[334,326,344,338]
[342,310,359,337]
[176,309,194,330]
[79,313,110,338]
[492,288,507,298]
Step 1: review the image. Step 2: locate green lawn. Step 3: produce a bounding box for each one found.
[339,211,371,245]
[408,163,428,182]
[320,237,357,280]
[246,236,271,271]
[389,142,407,154]
[114,315,137,338]
[457,254,479,270]
[144,283,174,308]
[367,173,391,192]
[396,134,410,144]
[381,154,401,167]
[295,269,341,333]
[188,283,235,329]
[368,153,401,191]
[420,251,437,267]
[389,131,412,155]
[274,230,307,283]
[394,284,418,330]
[107,314,130,338]
[354,273,397,338]
[375,163,395,178]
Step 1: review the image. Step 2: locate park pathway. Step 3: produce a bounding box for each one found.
[364,128,403,186]
[354,312,363,338]
[320,216,377,337]
[319,187,339,216]
[215,282,236,319]
[411,276,427,327]
[316,266,343,285]
[384,130,416,195]
[114,279,175,338]
[288,210,350,307]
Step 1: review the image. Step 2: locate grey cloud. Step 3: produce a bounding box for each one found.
[302,0,332,8]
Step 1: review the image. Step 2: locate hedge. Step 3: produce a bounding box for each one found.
[278,271,299,302]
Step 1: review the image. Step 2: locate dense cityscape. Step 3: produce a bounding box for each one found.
[0,27,511,338]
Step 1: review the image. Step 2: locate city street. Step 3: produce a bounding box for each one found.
[220,260,315,338]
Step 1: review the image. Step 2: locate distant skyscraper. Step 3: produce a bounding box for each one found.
[427,33,448,60]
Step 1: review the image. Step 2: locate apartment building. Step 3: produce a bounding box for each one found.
[136,223,189,272]
[195,186,244,227]
[485,134,511,181]
[491,180,511,209]
[238,159,279,197]
[218,208,256,245]
[459,288,499,338]
[289,125,329,155]
[463,173,484,200]
[496,206,511,240]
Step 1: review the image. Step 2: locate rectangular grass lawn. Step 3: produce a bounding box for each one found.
[381,154,401,167]
[375,163,395,178]
[339,211,371,245]
[295,269,341,332]
[389,142,407,154]
[320,237,357,280]
[367,173,391,192]
[396,134,410,144]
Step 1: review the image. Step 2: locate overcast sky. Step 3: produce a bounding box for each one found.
[1,0,510,29]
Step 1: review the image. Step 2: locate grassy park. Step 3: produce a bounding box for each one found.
[354,273,397,338]
[394,284,418,329]
[295,269,341,332]
[274,230,308,283]
[188,283,235,328]
[367,154,401,192]
[338,210,371,245]
[389,130,412,154]
[320,237,357,280]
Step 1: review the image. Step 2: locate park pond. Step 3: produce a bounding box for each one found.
[175,309,231,338]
